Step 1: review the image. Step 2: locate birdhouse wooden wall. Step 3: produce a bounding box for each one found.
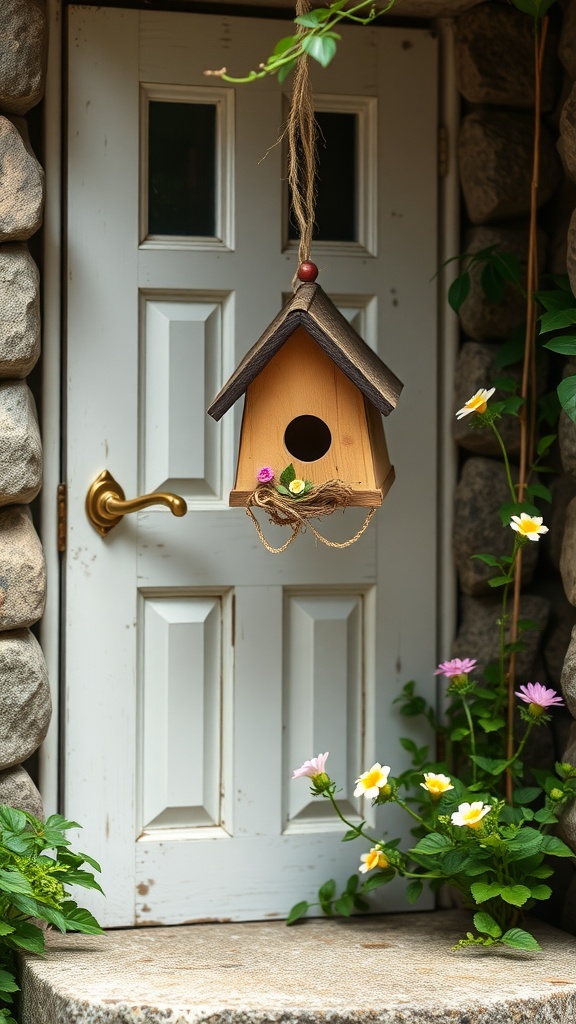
[230,326,394,508]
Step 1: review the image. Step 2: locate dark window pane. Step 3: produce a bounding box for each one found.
[289,111,357,243]
[148,101,217,237]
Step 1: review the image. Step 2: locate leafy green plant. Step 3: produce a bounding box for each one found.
[0,806,103,1023]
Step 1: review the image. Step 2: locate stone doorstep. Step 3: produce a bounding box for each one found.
[18,910,576,1024]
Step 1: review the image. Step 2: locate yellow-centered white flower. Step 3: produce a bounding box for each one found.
[354,763,390,799]
[289,479,306,495]
[509,512,549,542]
[451,801,491,829]
[359,848,389,874]
[455,387,496,420]
[420,772,454,797]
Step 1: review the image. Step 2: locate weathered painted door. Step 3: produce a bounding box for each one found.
[66,5,439,926]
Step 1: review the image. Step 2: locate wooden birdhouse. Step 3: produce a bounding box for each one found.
[207,281,403,508]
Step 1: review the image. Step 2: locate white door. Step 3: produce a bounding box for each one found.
[65,5,439,927]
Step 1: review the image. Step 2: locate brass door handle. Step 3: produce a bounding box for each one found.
[86,469,187,536]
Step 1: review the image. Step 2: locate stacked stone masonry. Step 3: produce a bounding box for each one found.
[0,0,48,818]
[454,0,576,931]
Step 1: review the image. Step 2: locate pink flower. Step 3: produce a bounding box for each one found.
[292,752,329,780]
[434,658,477,678]
[257,466,275,484]
[515,683,564,710]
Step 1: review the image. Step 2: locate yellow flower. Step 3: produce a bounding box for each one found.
[354,763,390,799]
[420,772,453,798]
[359,848,389,874]
[289,479,306,495]
[455,387,495,420]
[509,513,548,542]
[451,801,491,829]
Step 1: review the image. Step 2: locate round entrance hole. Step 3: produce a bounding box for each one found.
[284,415,332,463]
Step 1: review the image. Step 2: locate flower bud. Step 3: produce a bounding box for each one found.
[550,788,564,802]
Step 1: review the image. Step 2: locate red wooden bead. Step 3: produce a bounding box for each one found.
[297,261,319,282]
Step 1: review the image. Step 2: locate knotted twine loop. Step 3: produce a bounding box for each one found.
[245,482,377,554]
[289,0,317,286]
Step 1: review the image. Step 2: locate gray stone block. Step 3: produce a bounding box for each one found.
[559,81,576,187]
[0,505,45,630]
[0,629,50,770]
[560,0,576,79]
[0,0,47,115]
[0,115,43,242]
[453,456,539,596]
[393,0,484,11]
[560,624,576,718]
[453,592,549,680]
[550,475,576,572]
[0,380,42,505]
[453,341,520,456]
[0,764,43,818]
[0,243,40,378]
[568,207,576,295]
[541,576,576,687]
[455,4,559,111]
[560,496,576,605]
[459,111,561,224]
[458,226,545,342]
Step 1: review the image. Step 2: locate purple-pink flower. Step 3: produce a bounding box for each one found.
[257,466,275,484]
[515,683,565,710]
[434,658,477,678]
[292,752,329,780]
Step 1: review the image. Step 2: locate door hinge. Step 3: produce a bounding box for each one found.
[57,483,67,553]
[438,124,449,179]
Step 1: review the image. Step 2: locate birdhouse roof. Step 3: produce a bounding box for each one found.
[207,282,403,421]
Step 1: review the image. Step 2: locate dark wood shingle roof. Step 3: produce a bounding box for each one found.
[207,282,403,421]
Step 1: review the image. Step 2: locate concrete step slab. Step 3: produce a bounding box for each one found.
[20,910,576,1024]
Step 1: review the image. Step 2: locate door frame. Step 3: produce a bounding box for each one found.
[40,0,460,819]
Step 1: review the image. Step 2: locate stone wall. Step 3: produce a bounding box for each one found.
[0,0,49,820]
[453,0,576,930]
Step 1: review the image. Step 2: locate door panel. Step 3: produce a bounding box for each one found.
[66,5,439,926]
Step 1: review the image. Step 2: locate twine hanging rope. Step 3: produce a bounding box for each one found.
[246,482,377,554]
[288,0,317,281]
[244,12,377,554]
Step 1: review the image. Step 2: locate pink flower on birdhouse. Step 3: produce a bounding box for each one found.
[257,466,275,484]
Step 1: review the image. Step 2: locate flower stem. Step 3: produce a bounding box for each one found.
[324,787,380,845]
[460,696,477,785]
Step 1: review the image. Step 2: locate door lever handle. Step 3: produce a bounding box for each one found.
[86,469,187,536]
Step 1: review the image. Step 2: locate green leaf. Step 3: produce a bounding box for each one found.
[540,835,574,857]
[529,884,552,901]
[473,911,502,938]
[0,973,18,995]
[471,553,501,566]
[0,922,14,937]
[494,331,525,369]
[0,807,26,833]
[60,903,103,935]
[7,922,45,954]
[471,881,503,903]
[525,482,552,503]
[534,807,558,824]
[513,787,542,805]
[500,927,541,951]
[534,288,576,312]
[360,870,394,892]
[77,851,102,874]
[471,755,508,775]
[276,485,290,496]
[0,869,32,895]
[536,434,556,457]
[540,308,576,333]
[280,464,296,488]
[493,376,518,394]
[529,864,554,879]
[501,395,525,416]
[286,901,309,925]
[400,737,417,754]
[345,874,359,894]
[342,825,364,842]
[272,35,298,57]
[352,894,370,912]
[478,717,506,734]
[517,618,541,632]
[318,879,336,902]
[543,334,576,355]
[487,576,513,589]
[558,376,576,425]
[405,879,423,905]
[44,814,81,831]
[448,273,470,313]
[277,58,297,84]
[301,34,337,68]
[481,261,506,303]
[501,884,531,907]
[411,833,453,856]
[334,892,353,916]
[294,8,331,25]
[499,500,541,526]
[450,726,470,742]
